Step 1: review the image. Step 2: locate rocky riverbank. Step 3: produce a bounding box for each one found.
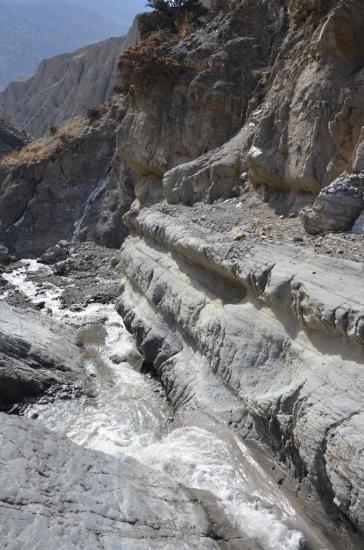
[117,201,364,547]
[0,245,221,549]
[0,243,338,550]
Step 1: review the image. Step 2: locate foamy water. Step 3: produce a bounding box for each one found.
[1,261,334,550]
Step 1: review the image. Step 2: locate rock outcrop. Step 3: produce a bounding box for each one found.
[0,1,364,547]
[104,2,364,544]
[116,2,286,204]
[113,0,364,234]
[247,0,364,193]
[0,413,222,549]
[117,202,364,548]
[0,36,126,138]
[302,172,364,234]
[0,99,134,257]
[0,302,84,407]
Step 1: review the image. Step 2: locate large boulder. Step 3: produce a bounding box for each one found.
[0,302,84,407]
[301,172,364,234]
[0,244,11,265]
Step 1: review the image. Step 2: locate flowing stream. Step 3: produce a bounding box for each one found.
[2,260,337,550]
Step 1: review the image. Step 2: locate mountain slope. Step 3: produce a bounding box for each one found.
[0,15,140,138]
[0,36,127,137]
[0,0,147,90]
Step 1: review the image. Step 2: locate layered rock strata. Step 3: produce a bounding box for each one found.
[117,202,364,548]
[0,1,363,546]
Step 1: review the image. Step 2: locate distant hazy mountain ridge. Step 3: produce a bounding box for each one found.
[0,15,140,137]
[0,0,147,90]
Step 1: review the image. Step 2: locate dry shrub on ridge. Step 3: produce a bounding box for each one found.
[117,31,182,92]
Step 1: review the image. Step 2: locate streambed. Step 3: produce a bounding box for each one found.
[1,250,336,550]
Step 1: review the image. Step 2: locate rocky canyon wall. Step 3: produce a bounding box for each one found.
[0,99,134,257]
[0,2,363,545]
[116,0,364,226]
[112,1,364,545]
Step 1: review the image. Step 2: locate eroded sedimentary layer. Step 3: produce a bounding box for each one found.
[118,202,364,547]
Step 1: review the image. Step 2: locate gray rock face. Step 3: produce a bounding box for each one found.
[0,100,133,258]
[118,203,364,547]
[116,1,286,204]
[163,127,252,204]
[301,172,364,234]
[247,0,364,193]
[0,413,220,549]
[115,0,364,235]
[0,302,84,406]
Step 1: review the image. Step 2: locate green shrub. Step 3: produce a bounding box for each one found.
[138,0,208,39]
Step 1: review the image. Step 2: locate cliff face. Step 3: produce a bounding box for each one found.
[0,37,125,138]
[112,1,364,545]
[0,0,129,91]
[0,15,142,139]
[248,0,364,193]
[0,99,133,257]
[117,1,287,204]
[116,0,364,222]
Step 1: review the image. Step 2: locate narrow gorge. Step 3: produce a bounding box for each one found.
[0,1,363,549]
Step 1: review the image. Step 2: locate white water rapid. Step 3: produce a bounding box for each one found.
[1,260,336,550]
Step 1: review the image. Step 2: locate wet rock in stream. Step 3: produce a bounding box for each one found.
[0,413,224,550]
[0,301,85,408]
